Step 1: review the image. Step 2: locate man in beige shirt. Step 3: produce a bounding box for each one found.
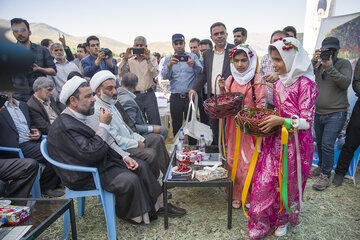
[119,36,161,125]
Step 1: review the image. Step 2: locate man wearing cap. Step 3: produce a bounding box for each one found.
[90,70,170,179]
[47,76,186,222]
[161,33,203,141]
[119,36,161,125]
[311,37,353,191]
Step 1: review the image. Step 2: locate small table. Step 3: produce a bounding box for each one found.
[1,198,77,240]
[162,146,233,229]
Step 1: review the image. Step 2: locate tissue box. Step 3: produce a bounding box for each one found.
[0,205,31,225]
[195,167,227,182]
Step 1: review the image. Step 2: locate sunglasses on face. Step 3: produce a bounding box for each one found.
[12,27,26,33]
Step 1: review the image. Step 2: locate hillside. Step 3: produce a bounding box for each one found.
[1,19,302,57]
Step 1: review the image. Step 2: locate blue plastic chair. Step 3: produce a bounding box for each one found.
[40,139,117,240]
[0,146,43,198]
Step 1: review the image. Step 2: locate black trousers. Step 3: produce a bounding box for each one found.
[0,158,38,198]
[170,93,196,145]
[335,99,360,176]
[199,89,209,125]
[19,141,61,191]
[135,91,161,125]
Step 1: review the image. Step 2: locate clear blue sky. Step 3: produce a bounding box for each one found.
[0,0,359,44]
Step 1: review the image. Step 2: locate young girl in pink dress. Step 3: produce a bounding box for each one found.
[248,37,318,238]
[218,45,267,209]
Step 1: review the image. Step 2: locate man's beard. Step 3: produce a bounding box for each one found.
[78,101,94,116]
[100,89,117,105]
[55,54,65,61]
[17,35,29,44]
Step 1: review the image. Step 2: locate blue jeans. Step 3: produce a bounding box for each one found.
[314,112,347,177]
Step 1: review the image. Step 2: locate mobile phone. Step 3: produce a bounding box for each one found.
[132,48,144,55]
[0,95,8,108]
[174,55,189,62]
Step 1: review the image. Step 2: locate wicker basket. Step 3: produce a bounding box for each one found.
[203,74,243,119]
[235,82,281,137]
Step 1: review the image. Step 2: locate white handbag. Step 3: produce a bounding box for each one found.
[173,94,213,147]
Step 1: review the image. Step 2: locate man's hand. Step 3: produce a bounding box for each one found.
[95,51,106,66]
[32,63,41,72]
[259,115,284,133]
[99,107,112,125]
[124,47,134,61]
[187,55,195,67]
[167,55,179,69]
[58,33,67,47]
[144,47,150,60]
[29,128,41,141]
[312,49,321,62]
[263,72,279,83]
[321,55,333,68]
[188,89,197,100]
[153,126,162,134]
[138,141,145,148]
[124,157,138,170]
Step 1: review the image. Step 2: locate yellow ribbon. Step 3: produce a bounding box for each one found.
[279,122,290,212]
[222,118,227,159]
[241,137,262,218]
[231,125,241,185]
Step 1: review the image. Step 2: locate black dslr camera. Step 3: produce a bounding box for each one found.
[101,48,112,59]
[320,48,334,61]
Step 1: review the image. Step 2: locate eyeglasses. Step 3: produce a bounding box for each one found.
[12,27,26,33]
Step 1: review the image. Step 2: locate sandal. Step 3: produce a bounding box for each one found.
[232,200,241,209]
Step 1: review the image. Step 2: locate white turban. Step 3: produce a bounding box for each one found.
[90,70,116,92]
[59,76,87,104]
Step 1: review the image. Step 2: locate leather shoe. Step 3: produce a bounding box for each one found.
[157,203,186,217]
[42,189,64,198]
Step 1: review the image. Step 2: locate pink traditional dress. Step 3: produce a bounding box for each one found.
[224,45,267,205]
[225,74,266,203]
[248,38,319,238]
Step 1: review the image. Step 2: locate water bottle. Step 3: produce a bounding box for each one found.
[178,129,185,152]
[198,134,206,153]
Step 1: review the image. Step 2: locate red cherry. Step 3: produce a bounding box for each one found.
[282,46,286,50]
[283,39,286,42]
[279,37,283,40]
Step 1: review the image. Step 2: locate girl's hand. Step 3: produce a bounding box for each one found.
[218,77,225,94]
[259,115,284,133]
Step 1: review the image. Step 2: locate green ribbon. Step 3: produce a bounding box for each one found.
[281,118,292,212]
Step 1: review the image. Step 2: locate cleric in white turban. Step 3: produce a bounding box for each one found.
[59,76,87,105]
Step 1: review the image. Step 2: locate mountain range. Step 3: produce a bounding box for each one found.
[1,19,303,57]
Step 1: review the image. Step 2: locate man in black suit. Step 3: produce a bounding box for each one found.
[189,22,235,144]
[0,91,63,197]
[0,105,38,198]
[27,77,64,135]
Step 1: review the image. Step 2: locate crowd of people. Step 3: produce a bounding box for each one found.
[1,17,359,238]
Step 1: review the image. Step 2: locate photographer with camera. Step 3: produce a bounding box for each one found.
[161,33,202,142]
[311,37,353,191]
[119,36,161,125]
[81,35,118,78]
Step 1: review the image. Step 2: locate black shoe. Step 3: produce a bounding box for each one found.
[42,189,64,198]
[157,203,186,217]
[332,174,344,187]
